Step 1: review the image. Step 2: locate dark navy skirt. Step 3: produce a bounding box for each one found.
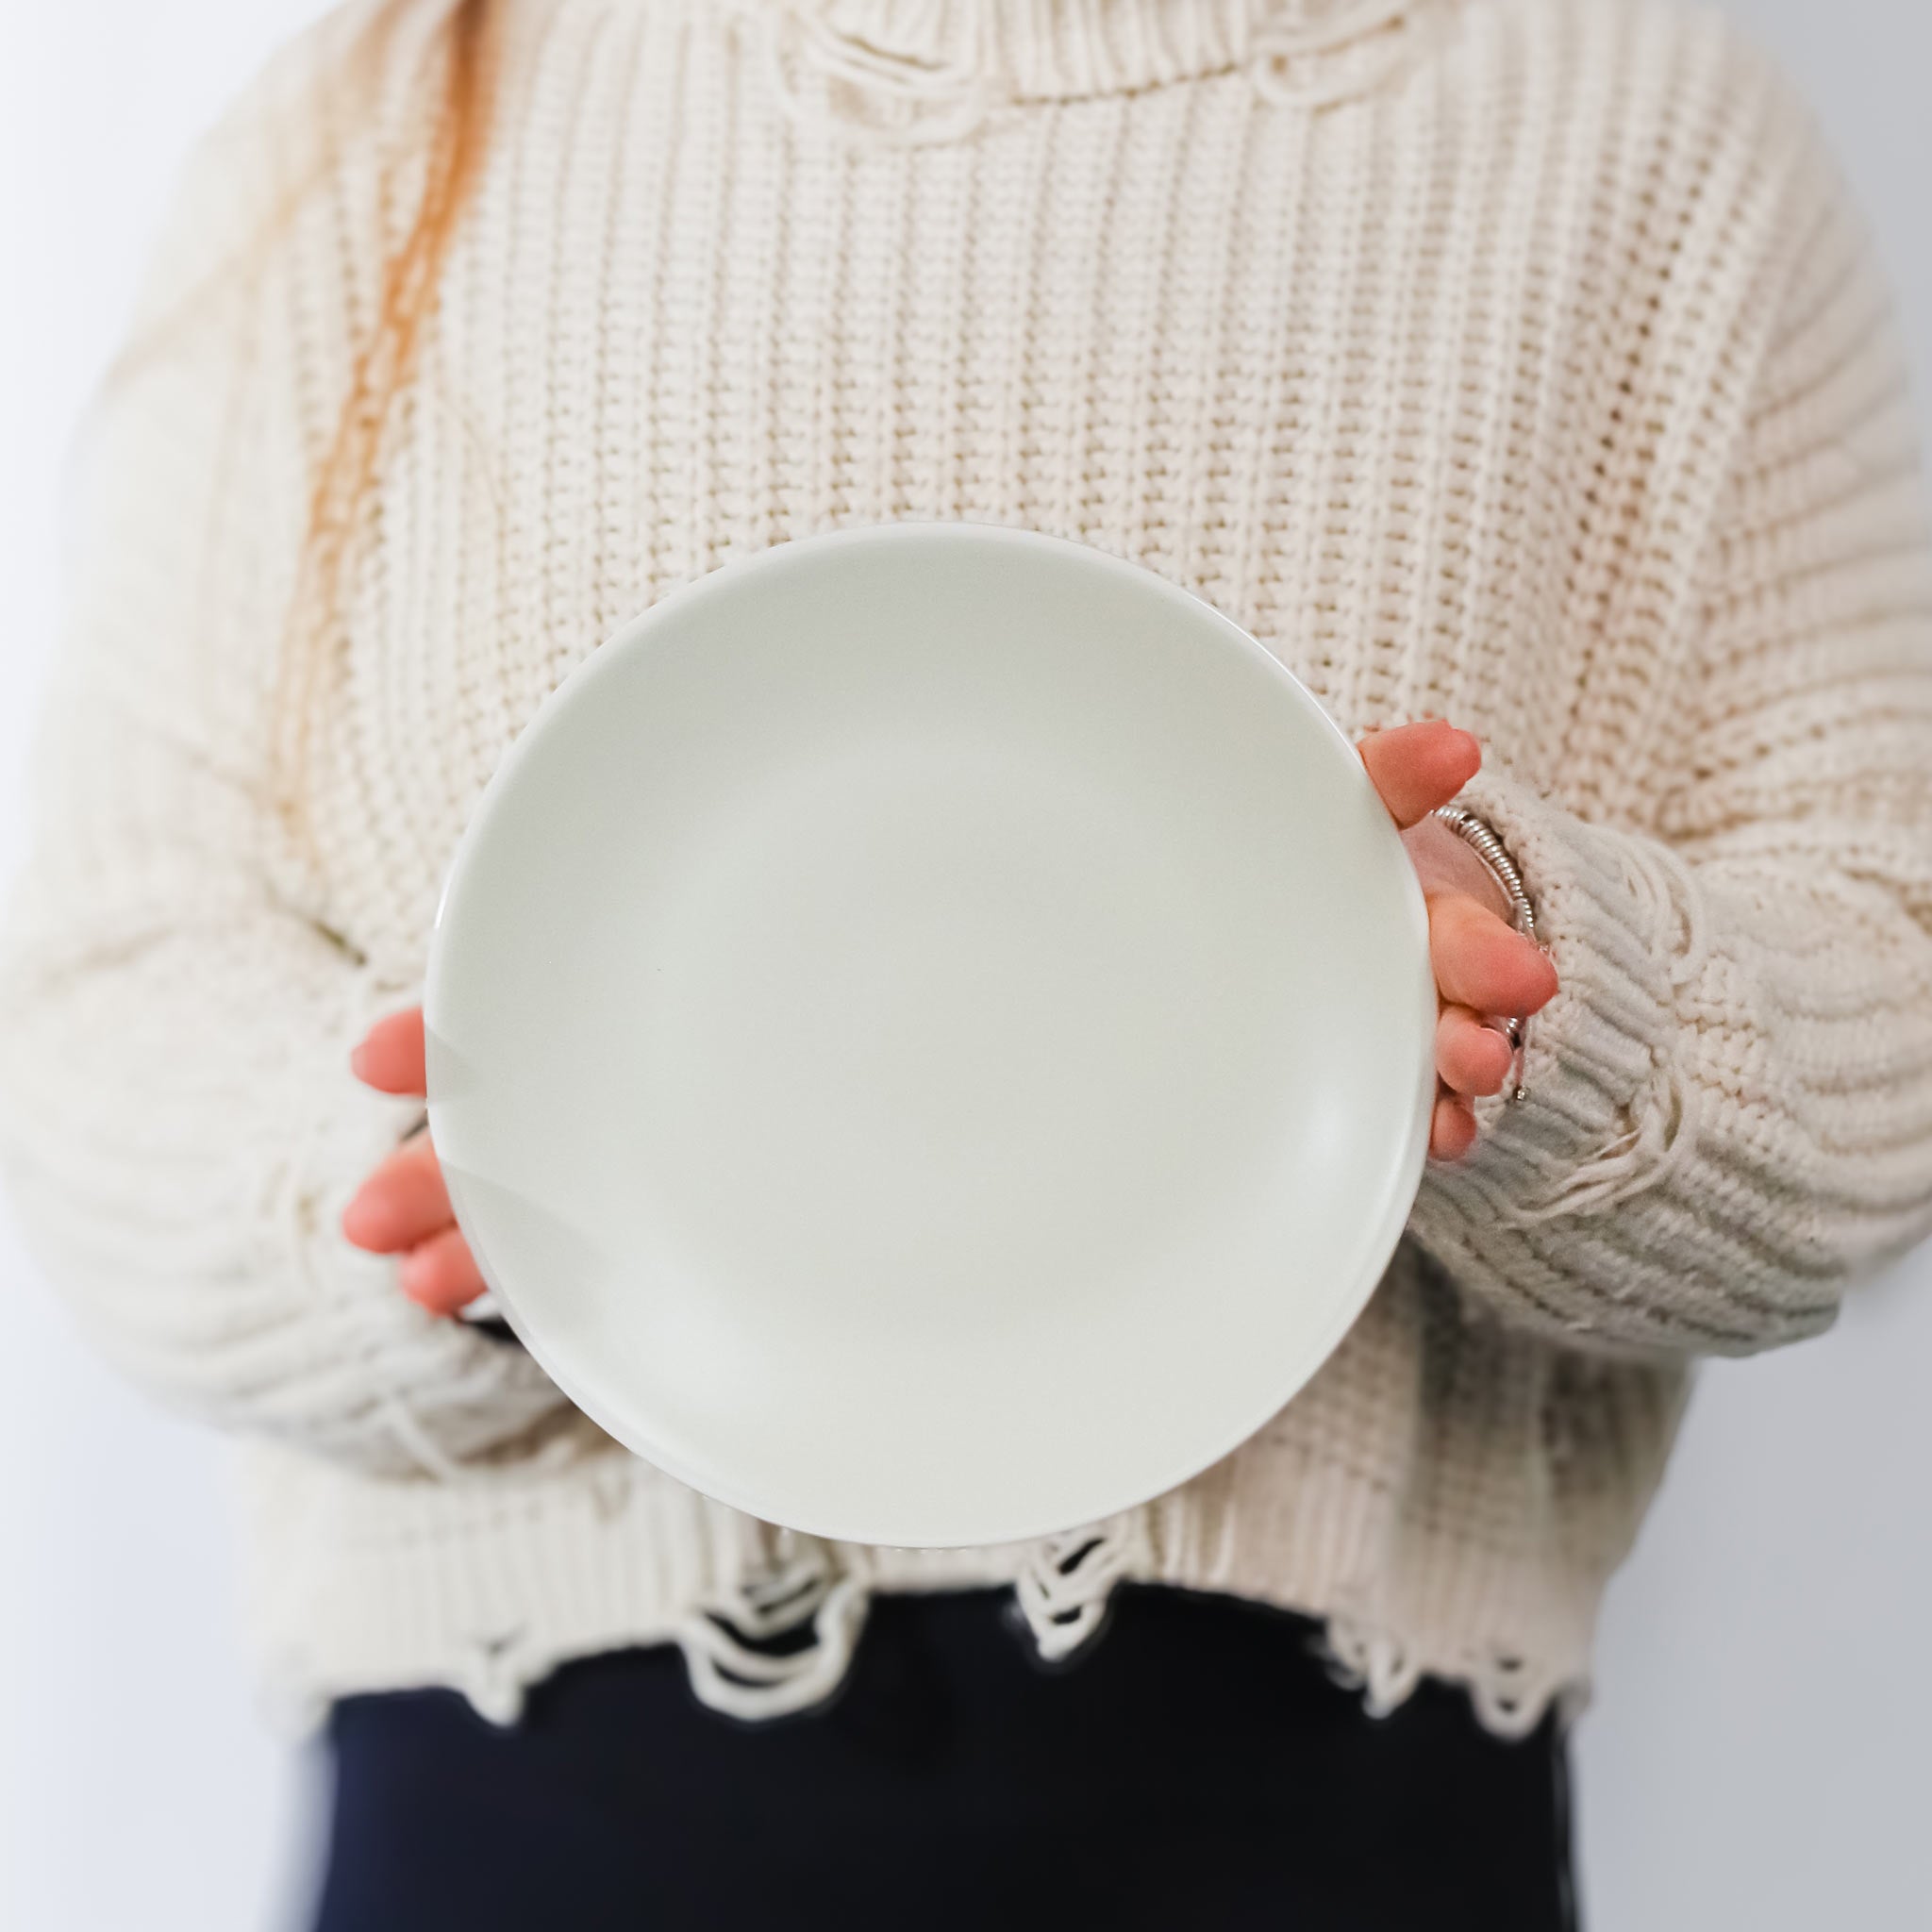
[311,1585,1574,1930]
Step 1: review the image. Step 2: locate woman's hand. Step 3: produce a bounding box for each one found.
[1357,719,1558,1161]
[346,718,1552,1316]
[341,1008,488,1316]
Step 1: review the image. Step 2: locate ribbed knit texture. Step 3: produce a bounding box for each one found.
[4,0,1930,1735]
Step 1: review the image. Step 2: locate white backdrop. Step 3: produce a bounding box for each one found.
[0,4,1926,1927]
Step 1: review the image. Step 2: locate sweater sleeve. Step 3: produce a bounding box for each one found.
[0,55,572,1477]
[1407,116,1932,1358]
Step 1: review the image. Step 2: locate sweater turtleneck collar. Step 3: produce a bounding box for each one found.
[750,0,1439,135]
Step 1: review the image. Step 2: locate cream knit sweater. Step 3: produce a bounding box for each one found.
[4,0,1930,1736]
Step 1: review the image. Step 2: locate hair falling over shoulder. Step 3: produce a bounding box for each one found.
[275,0,501,839]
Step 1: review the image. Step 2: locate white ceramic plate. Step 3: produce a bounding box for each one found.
[426,524,1435,1548]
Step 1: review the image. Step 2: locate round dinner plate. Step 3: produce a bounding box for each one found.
[426,524,1436,1548]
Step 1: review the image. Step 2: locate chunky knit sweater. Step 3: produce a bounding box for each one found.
[4,0,1929,1736]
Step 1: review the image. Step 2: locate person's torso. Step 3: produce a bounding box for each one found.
[236,0,1773,1727]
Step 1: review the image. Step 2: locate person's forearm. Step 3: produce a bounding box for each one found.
[0,888,568,1474]
[1408,762,1932,1356]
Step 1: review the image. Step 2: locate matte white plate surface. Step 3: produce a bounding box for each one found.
[427,524,1435,1548]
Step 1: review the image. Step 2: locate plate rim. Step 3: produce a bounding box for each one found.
[426,520,1438,1549]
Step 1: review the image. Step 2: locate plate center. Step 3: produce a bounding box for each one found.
[625,737,1287,1326]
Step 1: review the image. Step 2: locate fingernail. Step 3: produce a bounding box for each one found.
[341,1188,374,1243]
[349,1042,371,1081]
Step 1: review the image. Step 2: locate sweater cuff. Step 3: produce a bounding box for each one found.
[1407,763,1694,1276]
[275,973,573,1476]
